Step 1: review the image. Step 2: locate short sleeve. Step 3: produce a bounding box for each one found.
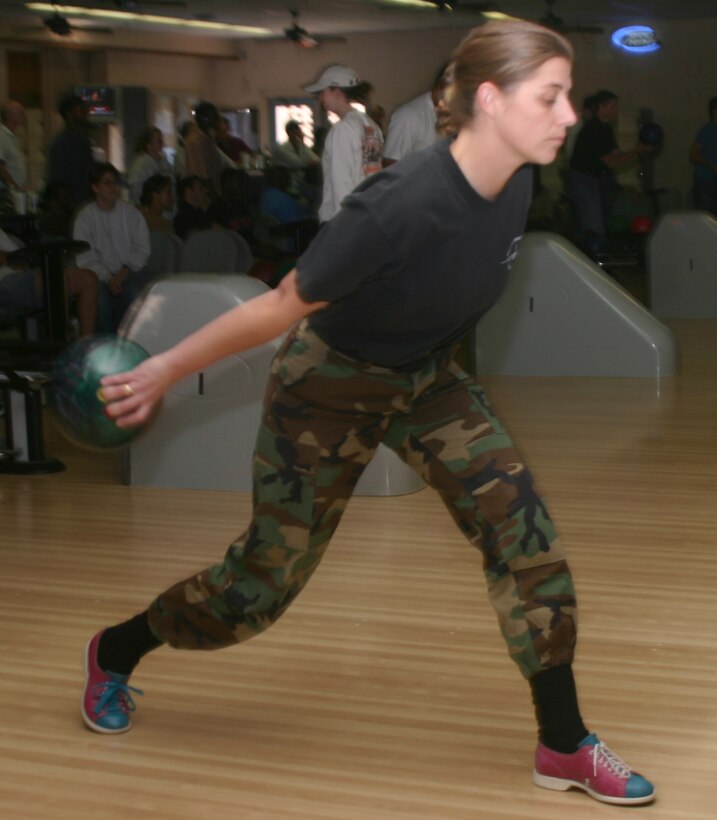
[296,197,396,304]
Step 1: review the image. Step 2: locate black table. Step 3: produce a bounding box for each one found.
[7,238,89,342]
[0,213,40,246]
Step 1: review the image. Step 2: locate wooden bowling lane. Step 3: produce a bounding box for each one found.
[0,319,715,818]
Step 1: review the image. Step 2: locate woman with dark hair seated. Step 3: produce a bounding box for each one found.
[205,167,253,236]
[139,174,174,234]
[173,176,214,240]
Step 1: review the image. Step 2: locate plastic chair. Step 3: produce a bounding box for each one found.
[178,228,253,274]
[228,230,253,273]
[147,230,182,278]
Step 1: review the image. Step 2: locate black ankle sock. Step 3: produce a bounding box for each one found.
[530,664,589,754]
[97,611,162,676]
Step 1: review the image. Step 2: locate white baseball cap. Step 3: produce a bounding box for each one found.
[304,65,361,93]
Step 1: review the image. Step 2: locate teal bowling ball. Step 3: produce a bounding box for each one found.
[50,335,150,450]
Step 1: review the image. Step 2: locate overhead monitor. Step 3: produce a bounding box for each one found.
[75,85,119,121]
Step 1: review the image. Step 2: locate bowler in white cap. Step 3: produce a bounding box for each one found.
[304,64,361,93]
[304,64,383,222]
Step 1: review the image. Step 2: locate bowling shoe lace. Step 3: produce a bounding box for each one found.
[93,677,143,720]
[590,741,631,781]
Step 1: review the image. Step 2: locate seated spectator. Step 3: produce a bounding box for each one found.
[216,115,253,164]
[273,121,320,171]
[173,175,214,240]
[37,180,75,240]
[0,226,98,337]
[258,166,318,259]
[139,174,174,234]
[73,162,150,333]
[260,165,309,225]
[127,127,172,205]
[272,120,321,210]
[206,168,253,236]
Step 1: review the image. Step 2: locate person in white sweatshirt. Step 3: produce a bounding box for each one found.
[73,162,150,332]
[304,65,383,223]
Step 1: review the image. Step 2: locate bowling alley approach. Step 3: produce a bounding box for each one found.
[2,3,717,819]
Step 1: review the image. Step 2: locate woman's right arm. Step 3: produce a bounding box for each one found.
[101,268,327,428]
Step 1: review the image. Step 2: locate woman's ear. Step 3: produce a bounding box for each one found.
[476,81,501,117]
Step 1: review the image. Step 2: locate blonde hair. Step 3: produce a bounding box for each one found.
[442,19,573,132]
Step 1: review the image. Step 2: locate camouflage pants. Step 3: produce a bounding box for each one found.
[148,321,577,679]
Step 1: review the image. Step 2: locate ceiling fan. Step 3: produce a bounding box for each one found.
[34,0,190,18]
[539,0,604,35]
[13,0,191,39]
[283,10,346,49]
[12,12,114,37]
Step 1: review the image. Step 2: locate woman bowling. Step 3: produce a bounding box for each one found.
[83,19,654,807]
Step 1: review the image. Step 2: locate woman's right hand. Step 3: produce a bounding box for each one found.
[99,354,174,429]
[108,267,129,295]
[95,269,326,430]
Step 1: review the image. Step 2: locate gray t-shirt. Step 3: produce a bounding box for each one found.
[297,138,531,369]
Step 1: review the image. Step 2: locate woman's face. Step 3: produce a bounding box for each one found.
[93,172,119,208]
[488,56,576,166]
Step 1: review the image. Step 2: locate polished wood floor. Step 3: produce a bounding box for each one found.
[1,319,716,819]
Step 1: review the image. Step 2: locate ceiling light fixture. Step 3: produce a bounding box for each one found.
[25,3,273,36]
[379,0,436,8]
[481,12,516,21]
[611,25,661,53]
